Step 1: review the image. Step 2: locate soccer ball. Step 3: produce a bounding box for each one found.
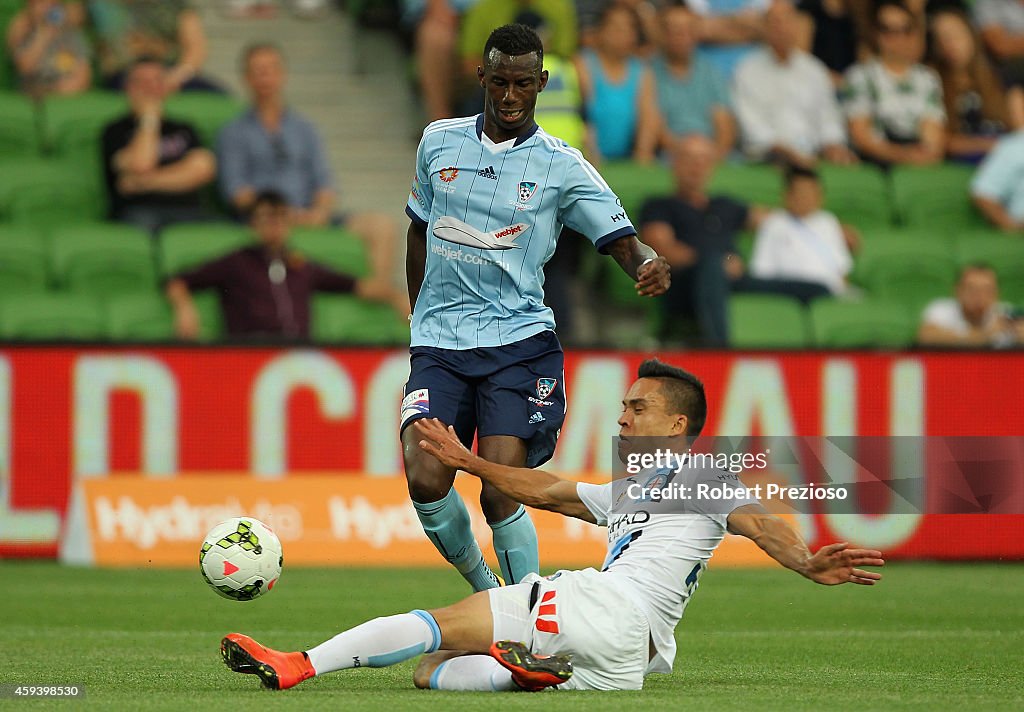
[199,518,282,601]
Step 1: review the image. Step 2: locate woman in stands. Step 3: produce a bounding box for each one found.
[6,0,91,97]
[574,3,659,164]
[929,8,1024,163]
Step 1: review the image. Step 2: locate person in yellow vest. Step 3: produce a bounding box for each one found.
[535,53,588,153]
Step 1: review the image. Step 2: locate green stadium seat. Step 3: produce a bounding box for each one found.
[290,227,371,278]
[43,91,127,163]
[728,294,810,348]
[0,1,24,90]
[0,91,40,157]
[158,222,250,275]
[818,164,892,228]
[600,161,674,220]
[891,164,985,232]
[0,159,104,225]
[0,293,105,340]
[954,232,1024,305]
[0,226,49,294]
[163,93,245,146]
[709,163,781,206]
[312,294,410,345]
[192,292,225,342]
[50,223,156,295]
[103,293,174,341]
[852,235,958,312]
[809,299,915,348]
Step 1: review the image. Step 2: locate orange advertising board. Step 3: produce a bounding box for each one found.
[59,474,771,569]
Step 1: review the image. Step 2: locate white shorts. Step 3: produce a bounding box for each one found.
[487,567,651,691]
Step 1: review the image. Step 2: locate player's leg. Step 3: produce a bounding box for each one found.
[475,331,567,584]
[477,435,540,585]
[402,349,501,591]
[221,591,496,690]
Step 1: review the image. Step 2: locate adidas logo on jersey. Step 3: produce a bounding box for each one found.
[477,165,498,180]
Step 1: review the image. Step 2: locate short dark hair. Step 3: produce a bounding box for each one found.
[128,55,164,73]
[875,0,914,28]
[958,262,997,281]
[241,42,283,72]
[784,164,820,188]
[248,190,289,219]
[483,24,544,67]
[637,359,707,436]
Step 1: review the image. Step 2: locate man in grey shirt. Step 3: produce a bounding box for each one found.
[217,43,397,279]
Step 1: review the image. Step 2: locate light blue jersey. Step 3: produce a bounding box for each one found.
[406,114,635,349]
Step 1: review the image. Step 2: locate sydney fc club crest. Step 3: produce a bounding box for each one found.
[536,378,558,400]
[518,181,538,203]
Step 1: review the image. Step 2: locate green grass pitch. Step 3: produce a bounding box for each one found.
[1,562,1021,711]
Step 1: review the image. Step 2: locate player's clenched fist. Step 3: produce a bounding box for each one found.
[636,256,671,297]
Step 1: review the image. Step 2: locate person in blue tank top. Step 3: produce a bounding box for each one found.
[401,23,670,593]
[575,4,660,163]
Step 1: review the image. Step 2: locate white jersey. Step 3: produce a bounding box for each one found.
[576,463,759,675]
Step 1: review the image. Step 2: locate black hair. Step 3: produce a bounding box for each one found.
[483,24,544,68]
[241,42,284,71]
[784,164,820,188]
[637,359,707,436]
[874,0,914,28]
[248,190,289,219]
[959,262,997,281]
[128,55,164,73]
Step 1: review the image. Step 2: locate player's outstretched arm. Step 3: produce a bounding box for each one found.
[414,418,597,524]
[727,504,884,586]
[605,235,671,297]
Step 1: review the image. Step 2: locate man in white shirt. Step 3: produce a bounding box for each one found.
[750,165,856,294]
[918,263,1024,347]
[733,0,854,165]
[218,359,885,693]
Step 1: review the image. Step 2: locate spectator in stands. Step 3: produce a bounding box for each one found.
[638,134,761,346]
[578,0,661,55]
[917,263,1023,347]
[218,43,398,281]
[843,1,946,166]
[165,191,408,342]
[970,129,1024,231]
[6,0,91,97]
[652,2,736,159]
[457,0,577,114]
[795,0,868,86]
[87,0,221,92]
[974,0,1024,89]
[402,0,481,122]
[929,8,1023,162]
[102,57,216,235]
[733,0,855,166]
[689,0,769,81]
[749,165,857,296]
[575,3,659,163]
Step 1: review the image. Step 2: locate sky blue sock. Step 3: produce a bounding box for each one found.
[413,488,501,592]
[490,505,539,584]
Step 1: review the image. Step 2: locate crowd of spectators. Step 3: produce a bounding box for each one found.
[4,0,1024,348]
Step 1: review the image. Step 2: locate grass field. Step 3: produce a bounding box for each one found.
[1,562,1022,711]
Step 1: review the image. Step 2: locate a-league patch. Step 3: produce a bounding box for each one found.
[401,388,429,425]
[536,378,558,400]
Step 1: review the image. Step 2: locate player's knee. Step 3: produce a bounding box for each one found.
[404,458,454,504]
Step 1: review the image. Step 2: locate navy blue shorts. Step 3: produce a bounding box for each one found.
[401,330,566,468]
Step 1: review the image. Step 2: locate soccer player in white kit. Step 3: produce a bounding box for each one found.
[220,360,885,692]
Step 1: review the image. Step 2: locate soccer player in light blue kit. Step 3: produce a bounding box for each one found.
[400,23,671,591]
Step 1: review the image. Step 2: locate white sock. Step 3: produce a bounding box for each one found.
[306,610,440,675]
[430,655,517,691]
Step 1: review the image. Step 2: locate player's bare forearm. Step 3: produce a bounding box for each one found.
[728,504,884,585]
[606,235,671,297]
[728,506,814,577]
[406,221,427,308]
[413,418,597,523]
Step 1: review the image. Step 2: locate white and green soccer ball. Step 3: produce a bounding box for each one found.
[199,518,282,601]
